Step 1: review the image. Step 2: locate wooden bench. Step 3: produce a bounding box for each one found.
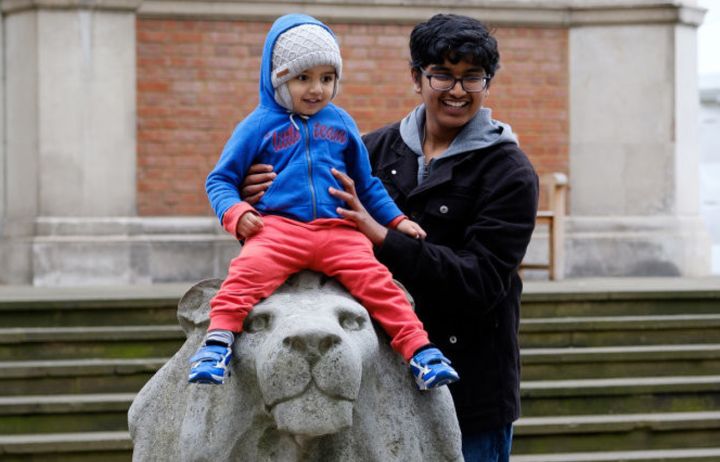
[521,172,568,280]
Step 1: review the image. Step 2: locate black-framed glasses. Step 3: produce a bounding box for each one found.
[420,69,490,93]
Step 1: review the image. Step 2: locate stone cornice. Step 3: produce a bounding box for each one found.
[1,0,143,14]
[132,0,705,27]
[1,0,704,27]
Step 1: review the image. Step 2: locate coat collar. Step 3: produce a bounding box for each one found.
[377,127,486,199]
[374,136,418,197]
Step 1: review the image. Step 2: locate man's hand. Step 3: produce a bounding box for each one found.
[240,164,276,205]
[329,168,388,245]
[238,212,264,239]
[396,219,427,240]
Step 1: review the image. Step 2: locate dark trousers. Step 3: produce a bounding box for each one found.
[461,424,513,462]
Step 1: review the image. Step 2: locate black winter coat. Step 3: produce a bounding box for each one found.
[363,122,539,433]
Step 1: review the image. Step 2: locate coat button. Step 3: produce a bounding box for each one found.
[449,335,458,344]
[391,169,397,175]
[439,205,449,214]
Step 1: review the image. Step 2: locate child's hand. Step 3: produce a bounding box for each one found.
[396,219,427,240]
[238,212,264,238]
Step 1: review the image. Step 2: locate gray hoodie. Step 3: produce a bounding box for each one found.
[399,105,518,184]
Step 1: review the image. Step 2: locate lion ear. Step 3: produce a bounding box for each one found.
[283,270,324,291]
[392,279,415,310]
[278,270,345,295]
[177,278,222,335]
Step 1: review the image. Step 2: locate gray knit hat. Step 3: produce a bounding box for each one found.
[271,24,343,111]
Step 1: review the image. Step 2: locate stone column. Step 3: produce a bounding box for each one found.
[566,2,711,276]
[0,0,140,284]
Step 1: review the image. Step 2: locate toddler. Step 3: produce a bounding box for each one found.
[188,13,459,391]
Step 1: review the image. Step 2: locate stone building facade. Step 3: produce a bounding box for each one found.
[0,0,711,285]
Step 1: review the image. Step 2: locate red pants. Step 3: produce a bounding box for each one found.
[208,215,429,360]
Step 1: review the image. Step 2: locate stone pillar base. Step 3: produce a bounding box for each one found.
[2,217,239,286]
[564,215,712,277]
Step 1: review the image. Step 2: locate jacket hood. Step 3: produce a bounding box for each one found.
[399,105,519,182]
[259,14,339,112]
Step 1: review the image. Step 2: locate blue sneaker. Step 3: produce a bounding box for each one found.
[188,343,233,385]
[409,347,459,390]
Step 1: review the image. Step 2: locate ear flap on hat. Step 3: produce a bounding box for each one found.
[274,84,294,112]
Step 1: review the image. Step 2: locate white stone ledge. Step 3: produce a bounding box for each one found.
[566,215,710,235]
[1,0,143,14]
[34,216,227,237]
[133,0,704,27]
[564,215,711,277]
[27,216,238,286]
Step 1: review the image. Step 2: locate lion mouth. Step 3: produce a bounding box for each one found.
[268,382,356,437]
[266,379,356,409]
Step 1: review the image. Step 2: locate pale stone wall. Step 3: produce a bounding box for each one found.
[699,77,720,273]
[566,11,711,277]
[0,1,143,284]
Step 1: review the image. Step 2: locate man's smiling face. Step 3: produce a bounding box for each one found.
[413,59,488,133]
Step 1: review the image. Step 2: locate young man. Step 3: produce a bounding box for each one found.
[243,14,538,461]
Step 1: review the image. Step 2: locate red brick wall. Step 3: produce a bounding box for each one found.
[136,19,567,216]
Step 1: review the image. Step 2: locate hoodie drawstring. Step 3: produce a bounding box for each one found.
[288,112,309,131]
[289,113,300,130]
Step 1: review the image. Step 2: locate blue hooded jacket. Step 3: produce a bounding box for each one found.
[206,14,403,226]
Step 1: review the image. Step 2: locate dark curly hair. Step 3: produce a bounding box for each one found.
[409,14,500,82]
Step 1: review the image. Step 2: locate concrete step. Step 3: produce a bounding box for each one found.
[0,358,166,396]
[0,284,184,328]
[0,431,131,462]
[0,326,184,360]
[521,344,720,380]
[510,447,720,462]
[0,394,134,434]
[513,411,720,453]
[520,314,720,348]
[521,375,720,416]
[521,279,720,319]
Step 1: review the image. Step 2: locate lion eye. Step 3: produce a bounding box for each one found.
[339,311,365,331]
[245,313,272,333]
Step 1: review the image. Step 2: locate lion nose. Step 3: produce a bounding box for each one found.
[283,331,342,362]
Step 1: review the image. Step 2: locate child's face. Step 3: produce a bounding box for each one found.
[287,64,336,116]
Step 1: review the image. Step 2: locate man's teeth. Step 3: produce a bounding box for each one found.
[443,100,467,107]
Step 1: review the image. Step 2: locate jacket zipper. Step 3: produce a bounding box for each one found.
[302,119,317,219]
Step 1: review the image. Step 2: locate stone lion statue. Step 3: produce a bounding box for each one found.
[128,271,463,462]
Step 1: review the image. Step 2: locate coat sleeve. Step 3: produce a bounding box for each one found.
[339,112,404,225]
[376,157,539,314]
[205,116,263,226]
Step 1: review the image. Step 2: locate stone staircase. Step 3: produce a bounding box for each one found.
[0,279,719,461]
[0,285,186,461]
[513,279,720,461]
